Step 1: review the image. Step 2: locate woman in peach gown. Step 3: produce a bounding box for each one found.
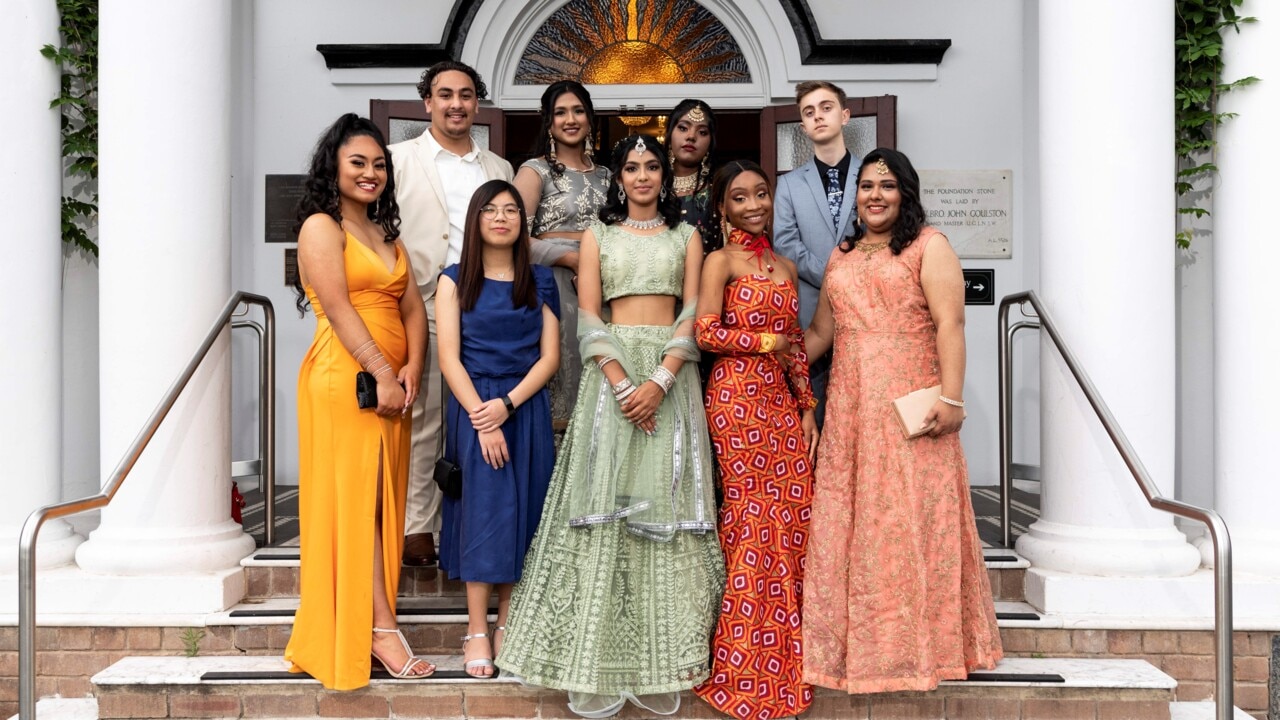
[285,114,431,689]
[802,148,1002,693]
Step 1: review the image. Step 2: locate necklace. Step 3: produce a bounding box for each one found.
[856,240,890,255]
[620,215,665,230]
[728,228,775,272]
[672,173,698,195]
[486,265,514,279]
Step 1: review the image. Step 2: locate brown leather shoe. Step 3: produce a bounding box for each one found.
[402,532,437,567]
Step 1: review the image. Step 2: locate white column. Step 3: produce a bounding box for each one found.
[0,0,82,571]
[1205,17,1280,577]
[1017,1,1201,603]
[73,1,254,607]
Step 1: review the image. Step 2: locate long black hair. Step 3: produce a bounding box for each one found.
[533,80,596,176]
[597,134,683,228]
[663,98,717,197]
[292,113,401,315]
[457,180,537,313]
[839,147,927,256]
[707,160,772,247]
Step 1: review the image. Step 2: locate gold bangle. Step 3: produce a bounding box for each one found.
[758,333,776,353]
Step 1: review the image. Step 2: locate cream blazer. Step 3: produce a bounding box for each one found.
[390,131,514,299]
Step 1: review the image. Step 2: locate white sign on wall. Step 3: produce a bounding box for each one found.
[919,169,1012,259]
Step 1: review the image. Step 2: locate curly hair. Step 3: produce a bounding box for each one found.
[663,98,717,197]
[533,80,596,177]
[597,135,683,229]
[292,113,401,315]
[706,160,771,248]
[416,60,488,100]
[839,147,927,256]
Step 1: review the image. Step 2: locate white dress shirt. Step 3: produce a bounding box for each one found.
[421,129,487,264]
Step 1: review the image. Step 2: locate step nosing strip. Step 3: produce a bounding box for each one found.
[995,612,1042,621]
[200,669,500,682]
[963,672,1065,683]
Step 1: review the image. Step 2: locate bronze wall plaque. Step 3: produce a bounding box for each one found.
[284,248,298,287]
[265,174,308,243]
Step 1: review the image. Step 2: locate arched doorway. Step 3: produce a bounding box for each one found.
[371,0,897,176]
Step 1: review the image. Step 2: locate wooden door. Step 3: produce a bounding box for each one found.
[371,99,506,156]
[759,95,896,179]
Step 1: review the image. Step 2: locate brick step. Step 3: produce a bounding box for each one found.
[86,655,1176,719]
[241,548,1031,603]
[14,698,1257,720]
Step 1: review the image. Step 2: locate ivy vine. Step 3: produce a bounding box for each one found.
[41,0,98,256]
[1175,0,1258,248]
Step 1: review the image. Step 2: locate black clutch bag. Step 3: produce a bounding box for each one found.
[356,371,377,409]
[433,458,462,500]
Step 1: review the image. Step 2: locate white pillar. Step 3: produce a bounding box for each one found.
[0,0,82,571]
[1017,1,1201,596]
[1205,17,1280,577]
[74,1,254,603]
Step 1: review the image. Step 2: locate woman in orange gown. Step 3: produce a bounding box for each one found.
[694,161,820,719]
[802,148,1002,693]
[284,114,431,689]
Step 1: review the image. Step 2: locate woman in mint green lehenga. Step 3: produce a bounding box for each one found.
[496,134,725,719]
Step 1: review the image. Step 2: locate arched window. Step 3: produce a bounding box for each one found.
[516,0,751,84]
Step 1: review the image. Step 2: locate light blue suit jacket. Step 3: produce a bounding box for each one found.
[773,157,859,328]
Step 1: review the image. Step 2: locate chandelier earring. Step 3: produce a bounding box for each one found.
[548,130,558,165]
[699,155,711,181]
[617,185,626,204]
[584,132,594,161]
[660,186,668,201]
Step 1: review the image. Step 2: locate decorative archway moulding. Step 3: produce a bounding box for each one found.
[316,0,951,71]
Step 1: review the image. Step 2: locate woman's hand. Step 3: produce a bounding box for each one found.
[469,398,509,434]
[397,363,421,413]
[375,374,407,417]
[801,409,820,462]
[923,400,965,437]
[478,428,509,469]
[620,381,663,435]
[770,333,792,355]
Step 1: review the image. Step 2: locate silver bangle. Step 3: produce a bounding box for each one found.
[648,366,676,395]
[611,377,635,396]
[596,356,617,370]
[614,385,637,404]
[939,395,965,408]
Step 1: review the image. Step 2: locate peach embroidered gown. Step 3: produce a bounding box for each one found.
[285,236,412,690]
[801,228,1002,693]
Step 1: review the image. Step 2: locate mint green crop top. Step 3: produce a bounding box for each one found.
[594,222,694,302]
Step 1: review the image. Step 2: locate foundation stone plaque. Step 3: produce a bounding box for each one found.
[920,170,1012,259]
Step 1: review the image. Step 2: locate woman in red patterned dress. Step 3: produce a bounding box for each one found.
[693,161,820,719]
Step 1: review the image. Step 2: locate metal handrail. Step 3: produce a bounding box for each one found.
[997,290,1234,720]
[231,318,277,545]
[17,292,275,720]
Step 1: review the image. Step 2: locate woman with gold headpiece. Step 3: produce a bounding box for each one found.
[802,148,1002,694]
[497,134,724,719]
[664,99,718,253]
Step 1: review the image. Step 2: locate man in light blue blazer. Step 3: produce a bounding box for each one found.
[773,80,859,424]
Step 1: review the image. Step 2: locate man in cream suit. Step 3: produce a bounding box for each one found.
[390,60,514,566]
[773,80,858,426]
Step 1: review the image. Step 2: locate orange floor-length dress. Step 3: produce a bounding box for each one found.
[694,274,814,719]
[802,228,1002,694]
[284,236,412,690]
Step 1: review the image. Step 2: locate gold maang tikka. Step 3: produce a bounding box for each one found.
[875,158,889,175]
[685,105,707,124]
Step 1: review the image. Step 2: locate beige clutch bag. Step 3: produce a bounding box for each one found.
[892,385,942,439]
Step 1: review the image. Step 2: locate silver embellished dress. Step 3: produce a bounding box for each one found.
[497,222,725,714]
[525,157,611,424]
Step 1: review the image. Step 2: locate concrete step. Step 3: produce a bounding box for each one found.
[241,547,1031,604]
[87,655,1178,719]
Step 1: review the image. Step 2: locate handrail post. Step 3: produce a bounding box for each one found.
[262,301,276,546]
[18,513,43,720]
[1209,514,1234,720]
[998,301,1014,548]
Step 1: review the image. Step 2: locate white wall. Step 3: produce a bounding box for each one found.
[235,0,1037,487]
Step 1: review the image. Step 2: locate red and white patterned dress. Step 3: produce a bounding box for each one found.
[694,270,815,719]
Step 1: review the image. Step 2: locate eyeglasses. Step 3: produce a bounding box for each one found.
[481,204,521,220]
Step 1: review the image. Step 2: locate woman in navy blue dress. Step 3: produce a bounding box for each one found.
[435,179,561,677]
